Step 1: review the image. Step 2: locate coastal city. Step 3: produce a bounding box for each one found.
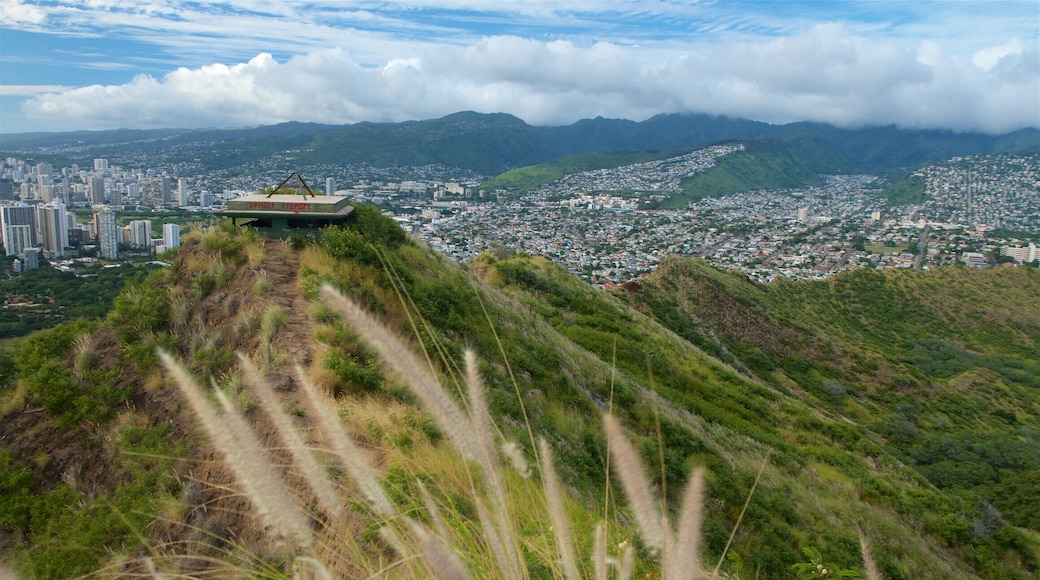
[1,148,1037,286]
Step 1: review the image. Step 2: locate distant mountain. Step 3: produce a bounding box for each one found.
[1,112,1037,176]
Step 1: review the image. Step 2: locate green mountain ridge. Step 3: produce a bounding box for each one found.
[1,212,1039,577]
[3,112,1037,177]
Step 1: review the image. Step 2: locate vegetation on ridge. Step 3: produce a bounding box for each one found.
[0,208,1037,578]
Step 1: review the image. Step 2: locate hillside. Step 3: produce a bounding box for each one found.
[672,138,821,206]
[613,256,1040,529]
[1,212,1039,578]
[481,147,699,194]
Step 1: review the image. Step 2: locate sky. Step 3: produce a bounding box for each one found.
[0,0,1038,136]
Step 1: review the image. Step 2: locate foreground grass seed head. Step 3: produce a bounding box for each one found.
[152,283,877,579]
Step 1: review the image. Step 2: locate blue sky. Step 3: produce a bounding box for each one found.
[1,1,1037,135]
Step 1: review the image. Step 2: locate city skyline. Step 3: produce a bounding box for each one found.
[1,1,1038,135]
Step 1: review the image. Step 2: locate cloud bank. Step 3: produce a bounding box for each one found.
[5,1,1039,134]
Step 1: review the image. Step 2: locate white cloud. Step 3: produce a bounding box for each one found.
[0,0,46,25]
[11,6,1040,134]
[0,85,72,96]
[972,38,1030,73]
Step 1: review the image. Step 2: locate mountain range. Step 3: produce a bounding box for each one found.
[3,112,1038,177]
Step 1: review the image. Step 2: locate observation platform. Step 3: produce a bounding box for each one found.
[218,194,354,237]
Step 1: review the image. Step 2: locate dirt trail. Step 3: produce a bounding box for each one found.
[262,240,314,363]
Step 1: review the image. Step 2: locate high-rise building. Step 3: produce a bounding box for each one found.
[109,185,123,207]
[22,248,41,271]
[35,163,53,187]
[1,204,38,257]
[37,203,69,258]
[89,176,106,205]
[162,223,180,251]
[177,178,190,206]
[93,158,109,173]
[160,176,173,206]
[325,177,336,196]
[200,191,213,207]
[38,184,55,203]
[0,178,14,201]
[126,183,141,202]
[98,211,119,259]
[129,219,152,250]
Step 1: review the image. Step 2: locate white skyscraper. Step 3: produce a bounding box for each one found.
[1,204,37,257]
[177,178,190,206]
[126,182,141,202]
[163,223,180,251]
[35,163,53,188]
[325,177,335,196]
[129,219,152,250]
[37,203,69,259]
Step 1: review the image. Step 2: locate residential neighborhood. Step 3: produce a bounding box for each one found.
[2,149,1037,286]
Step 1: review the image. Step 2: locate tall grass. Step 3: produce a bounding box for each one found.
[154,285,877,579]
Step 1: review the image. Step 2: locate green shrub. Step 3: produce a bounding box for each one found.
[322,349,383,393]
[0,451,34,531]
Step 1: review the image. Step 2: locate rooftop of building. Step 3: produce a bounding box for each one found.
[217,193,354,218]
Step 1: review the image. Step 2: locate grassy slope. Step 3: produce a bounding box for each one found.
[2,215,1038,577]
[880,174,929,207]
[670,139,822,207]
[481,139,822,206]
[480,148,696,194]
[615,256,1040,573]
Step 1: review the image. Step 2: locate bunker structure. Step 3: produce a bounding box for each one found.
[217,173,354,237]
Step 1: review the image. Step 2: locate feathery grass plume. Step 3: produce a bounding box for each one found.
[670,466,706,580]
[860,536,882,580]
[463,348,523,579]
[619,544,634,580]
[252,269,272,295]
[417,480,453,546]
[72,332,98,379]
[293,556,332,580]
[593,523,608,580]
[320,281,527,575]
[473,494,513,580]
[465,349,497,475]
[378,526,412,562]
[319,284,481,463]
[143,556,162,579]
[212,386,313,548]
[245,238,266,268]
[501,440,531,478]
[261,305,288,343]
[293,363,395,518]
[409,520,472,580]
[237,353,342,517]
[158,350,312,549]
[538,438,579,580]
[604,413,663,552]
